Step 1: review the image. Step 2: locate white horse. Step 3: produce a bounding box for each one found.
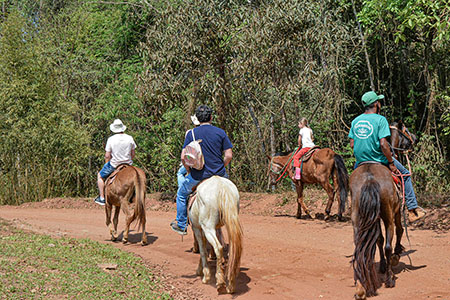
[189,176,243,294]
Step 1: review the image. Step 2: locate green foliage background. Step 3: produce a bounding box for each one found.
[0,0,449,204]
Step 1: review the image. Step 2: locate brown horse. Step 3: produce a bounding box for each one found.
[267,148,348,220]
[104,165,147,245]
[350,163,404,299]
[389,121,417,158]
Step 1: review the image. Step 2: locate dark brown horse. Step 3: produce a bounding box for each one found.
[389,121,417,158]
[267,148,348,220]
[104,165,147,245]
[350,163,404,299]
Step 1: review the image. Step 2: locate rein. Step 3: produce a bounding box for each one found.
[270,147,299,183]
[393,170,412,247]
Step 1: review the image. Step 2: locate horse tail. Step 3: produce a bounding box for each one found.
[218,179,243,286]
[333,154,349,216]
[352,176,381,297]
[132,167,146,232]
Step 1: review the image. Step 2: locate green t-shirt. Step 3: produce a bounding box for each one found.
[348,113,391,165]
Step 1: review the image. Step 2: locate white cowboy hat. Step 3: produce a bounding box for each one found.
[191,115,200,126]
[110,119,127,133]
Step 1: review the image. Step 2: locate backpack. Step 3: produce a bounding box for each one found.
[184,129,204,170]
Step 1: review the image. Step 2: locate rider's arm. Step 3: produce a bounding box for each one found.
[298,134,302,148]
[130,148,135,160]
[105,151,112,163]
[224,148,232,167]
[350,139,354,148]
[380,138,398,172]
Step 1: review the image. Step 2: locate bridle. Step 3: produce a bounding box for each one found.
[267,149,299,183]
[389,125,415,175]
[389,125,415,153]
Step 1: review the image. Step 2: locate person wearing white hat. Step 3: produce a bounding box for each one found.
[94,119,137,205]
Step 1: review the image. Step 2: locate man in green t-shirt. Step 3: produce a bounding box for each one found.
[348,91,426,222]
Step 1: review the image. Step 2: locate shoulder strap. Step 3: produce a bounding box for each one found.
[191,128,196,141]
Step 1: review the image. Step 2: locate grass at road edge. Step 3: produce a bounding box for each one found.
[0,218,171,299]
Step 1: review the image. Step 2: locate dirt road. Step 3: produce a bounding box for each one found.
[0,195,449,300]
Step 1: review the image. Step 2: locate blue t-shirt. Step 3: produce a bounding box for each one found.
[183,124,233,181]
[348,113,390,165]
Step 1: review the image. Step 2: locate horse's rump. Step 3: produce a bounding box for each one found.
[350,163,400,298]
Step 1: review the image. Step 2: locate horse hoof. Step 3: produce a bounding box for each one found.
[111,236,117,242]
[304,214,313,220]
[226,285,235,294]
[385,278,395,288]
[122,239,128,244]
[217,284,227,294]
[296,214,302,219]
[390,254,400,266]
[355,281,366,300]
[141,240,147,246]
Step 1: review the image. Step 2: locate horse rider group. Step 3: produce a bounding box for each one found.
[94,94,426,232]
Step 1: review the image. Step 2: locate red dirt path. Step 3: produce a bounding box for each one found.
[0,191,449,300]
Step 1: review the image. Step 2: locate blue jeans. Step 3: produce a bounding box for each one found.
[177,165,188,187]
[354,158,418,210]
[99,161,116,179]
[393,158,418,210]
[176,172,200,230]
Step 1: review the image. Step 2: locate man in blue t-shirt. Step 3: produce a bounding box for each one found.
[170,105,233,235]
[349,91,425,223]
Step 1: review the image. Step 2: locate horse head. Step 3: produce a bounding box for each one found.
[266,153,289,186]
[390,121,417,154]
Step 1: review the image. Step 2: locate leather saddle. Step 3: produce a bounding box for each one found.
[301,146,320,163]
[105,164,130,186]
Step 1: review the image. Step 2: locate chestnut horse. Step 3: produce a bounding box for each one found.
[104,165,147,245]
[267,148,348,220]
[189,176,243,294]
[350,163,404,299]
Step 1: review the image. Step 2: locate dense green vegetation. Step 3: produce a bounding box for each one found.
[0,0,449,204]
[0,219,171,299]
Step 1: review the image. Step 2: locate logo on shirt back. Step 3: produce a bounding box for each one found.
[354,120,374,139]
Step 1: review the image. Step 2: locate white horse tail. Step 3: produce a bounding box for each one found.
[218,178,243,287]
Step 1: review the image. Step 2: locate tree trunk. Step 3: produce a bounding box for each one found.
[352,0,375,91]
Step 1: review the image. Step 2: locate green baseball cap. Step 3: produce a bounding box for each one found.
[361,91,384,107]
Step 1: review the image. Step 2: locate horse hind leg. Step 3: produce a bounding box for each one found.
[121,203,133,244]
[377,234,386,274]
[322,181,336,220]
[384,220,396,288]
[391,210,404,266]
[203,226,226,293]
[193,227,211,283]
[295,183,311,219]
[105,202,117,241]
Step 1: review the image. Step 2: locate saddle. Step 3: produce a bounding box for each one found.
[105,164,130,186]
[301,146,320,163]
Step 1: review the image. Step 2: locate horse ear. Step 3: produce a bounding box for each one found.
[266,154,272,161]
[397,120,403,129]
